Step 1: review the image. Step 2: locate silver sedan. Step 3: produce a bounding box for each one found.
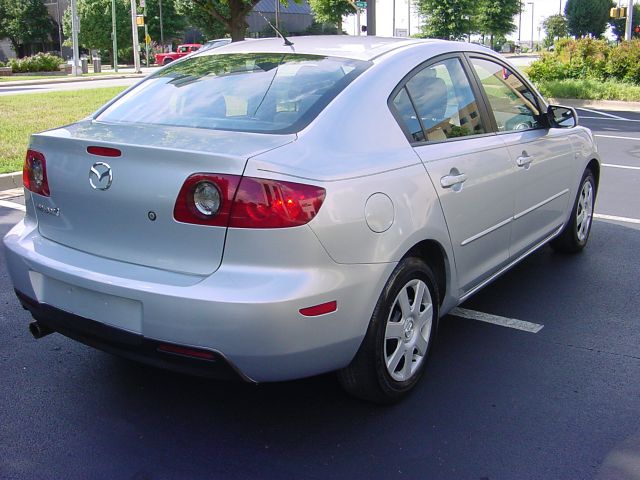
[4,36,599,403]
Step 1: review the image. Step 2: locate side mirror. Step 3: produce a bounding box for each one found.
[548,105,578,128]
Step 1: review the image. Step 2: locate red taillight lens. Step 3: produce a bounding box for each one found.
[174,174,325,229]
[230,177,325,228]
[23,149,50,196]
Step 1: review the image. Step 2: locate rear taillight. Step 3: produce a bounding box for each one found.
[230,177,325,228]
[23,149,50,196]
[173,174,325,228]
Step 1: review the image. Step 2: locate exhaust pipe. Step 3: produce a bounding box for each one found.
[29,321,54,339]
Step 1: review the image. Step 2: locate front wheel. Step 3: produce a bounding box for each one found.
[338,257,439,404]
[551,169,596,253]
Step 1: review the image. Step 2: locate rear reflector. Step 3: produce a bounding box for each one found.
[157,343,216,361]
[23,149,50,197]
[299,301,337,317]
[87,146,122,157]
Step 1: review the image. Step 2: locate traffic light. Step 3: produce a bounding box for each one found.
[610,7,627,18]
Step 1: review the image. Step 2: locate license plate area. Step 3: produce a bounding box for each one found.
[28,271,142,333]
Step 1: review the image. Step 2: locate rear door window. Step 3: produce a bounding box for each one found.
[391,57,486,143]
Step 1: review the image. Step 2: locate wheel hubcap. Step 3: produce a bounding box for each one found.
[384,279,433,382]
[576,179,593,243]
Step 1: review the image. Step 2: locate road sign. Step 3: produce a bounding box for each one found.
[145,34,151,45]
[355,1,367,8]
[136,14,144,26]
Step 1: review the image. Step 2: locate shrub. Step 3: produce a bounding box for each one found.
[528,38,640,85]
[606,39,640,83]
[7,53,65,73]
[0,61,5,67]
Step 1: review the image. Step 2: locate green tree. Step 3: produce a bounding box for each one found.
[175,0,276,41]
[542,14,568,47]
[476,0,521,49]
[143,0,187,45]
[174,0,228,40]
[308,0,355,32]
[0,0,56,55]
[63,0,132,54]
[564,0,614,38]
[610,4,640,41]
[417,0,475,40]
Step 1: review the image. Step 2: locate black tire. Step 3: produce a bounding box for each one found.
[551,169,596,254]
[163,58,173,66]
[338,257,439,404]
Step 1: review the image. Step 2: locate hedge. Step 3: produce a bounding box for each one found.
[527,38,640,85]
[7,53,65,73]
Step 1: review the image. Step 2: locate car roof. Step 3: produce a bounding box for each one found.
[199,36,448,61]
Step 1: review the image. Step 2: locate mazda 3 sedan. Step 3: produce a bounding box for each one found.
[4,36,600,403]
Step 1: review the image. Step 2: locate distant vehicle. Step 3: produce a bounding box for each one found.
[155,44,202,66]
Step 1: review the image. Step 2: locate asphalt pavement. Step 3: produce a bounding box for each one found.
[0,108,639,479]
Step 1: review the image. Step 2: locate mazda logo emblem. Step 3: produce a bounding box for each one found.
[89,162,113,190]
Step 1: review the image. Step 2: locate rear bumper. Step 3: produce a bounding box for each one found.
[17,290,248,381]
[4,219,394,382]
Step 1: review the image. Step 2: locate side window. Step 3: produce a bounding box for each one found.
[470,57,542,132]
[392,57,486,143]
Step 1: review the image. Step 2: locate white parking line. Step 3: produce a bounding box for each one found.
[594,213,640,225]
[580,117,640,122]
[0,200,25,212]
[602,163,640,171]
[450,307,544,333]
[595,134,640,141]
[577,108,627,120]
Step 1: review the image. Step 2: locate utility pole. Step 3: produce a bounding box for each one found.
[55,0,63,57]
[367,0,376,35]
[518,2,522,45]
[407,0,410,36]
[626,0,634,40]
[528,2,534,50]
[70,0,80,76]
[142,0,149,67]
[159,0,164,48]
[392,0,396,36]
[130,0,141,73]
[112,0,118,72]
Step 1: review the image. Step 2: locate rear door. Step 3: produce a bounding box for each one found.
[390,55,517,294]
[467,55,576,258]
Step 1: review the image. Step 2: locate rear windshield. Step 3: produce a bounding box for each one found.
[96,53,370,134]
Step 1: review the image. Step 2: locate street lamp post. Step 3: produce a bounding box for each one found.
[159,0,164,48]
[70,0,80,76]
[528,2,534,50]
[626,0,634,40]
[130,0,141,73]
[111,0,118,72]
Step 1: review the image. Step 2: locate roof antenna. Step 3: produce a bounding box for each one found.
[256,10,294,46]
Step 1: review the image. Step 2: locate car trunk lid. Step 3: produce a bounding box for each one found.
[29,121,295,276]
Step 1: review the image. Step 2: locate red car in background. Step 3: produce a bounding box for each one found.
[155,44,202,66]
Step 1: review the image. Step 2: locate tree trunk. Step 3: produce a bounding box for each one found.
[337,18,343,34]
[230,20,245,41]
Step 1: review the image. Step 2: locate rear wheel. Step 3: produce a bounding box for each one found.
[163,58,173,66]
[338,257,439,404]
[551,169,596,253]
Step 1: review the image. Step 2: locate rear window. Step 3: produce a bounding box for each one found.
[96,53,370,134]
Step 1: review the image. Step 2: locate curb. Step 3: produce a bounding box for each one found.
[548,98,640,112]
[0,73,145,88]
[0,172,22,191]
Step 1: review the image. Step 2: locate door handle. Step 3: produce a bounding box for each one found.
[440,173,467,189]
[516,155,534,167]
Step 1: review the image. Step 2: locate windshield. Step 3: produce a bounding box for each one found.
[96,53,370,134]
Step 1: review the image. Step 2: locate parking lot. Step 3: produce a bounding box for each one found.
[1,107,639,479]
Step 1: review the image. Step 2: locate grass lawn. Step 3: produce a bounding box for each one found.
[534,79,640,102]
[0,86,126,174]
[0,72,138,82]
